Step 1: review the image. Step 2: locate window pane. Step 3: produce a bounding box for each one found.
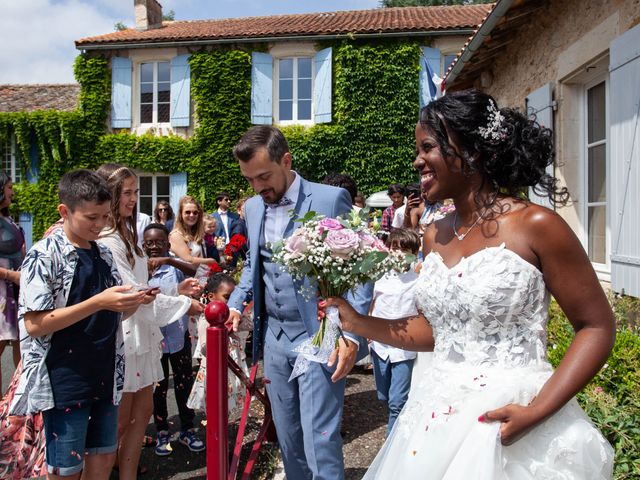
[139,176,152,195]
[140,92,153,104]
[279,100,292,121]
[587,82,606,143]
[588,205,606,264]
[588,144,606,203]
[140,63,153,83]
[279,79,293,100]
[279,59,293,78]
[157,176,170,196]
[158,103,170,123]
[157,62,170,82]
[298,78,312,100]
[139,197,153,216]
[298,100,312,120]
[298,57,312,78]
[140,104,153,123]
[158,87,170,103]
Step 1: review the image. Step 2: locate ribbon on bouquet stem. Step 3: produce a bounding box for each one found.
[288,306,343,381]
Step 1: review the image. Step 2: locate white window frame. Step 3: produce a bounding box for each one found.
[582,74,610,278]
[130,49,177,130]
[137,172,171,217]
[274,56,314,125]
[1,135,22,183]
[138,60,171,126]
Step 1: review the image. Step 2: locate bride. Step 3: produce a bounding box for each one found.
[329,90,615,479]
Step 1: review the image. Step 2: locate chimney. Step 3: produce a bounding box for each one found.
[134,0,163,31]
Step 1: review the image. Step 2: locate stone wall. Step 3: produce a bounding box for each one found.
[484,0,640,108]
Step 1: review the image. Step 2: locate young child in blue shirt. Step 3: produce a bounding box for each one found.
[369,228,421,436]
[11,170,147,479]
[143,223,205,456]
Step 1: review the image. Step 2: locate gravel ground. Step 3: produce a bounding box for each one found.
[114,364,385,480]
[342,366,387,480]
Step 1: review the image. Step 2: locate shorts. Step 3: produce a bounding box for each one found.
[42,398,118,476]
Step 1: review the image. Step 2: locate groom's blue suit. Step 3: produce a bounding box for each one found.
[228,174,370,480]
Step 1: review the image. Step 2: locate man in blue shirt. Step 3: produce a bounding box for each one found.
[143,223,205,456]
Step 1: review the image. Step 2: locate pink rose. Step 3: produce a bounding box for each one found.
[317,218,344,234]
[372,237,389,252]
[324,229,360,257]
[285,228,308,257]
[358,232,377,248]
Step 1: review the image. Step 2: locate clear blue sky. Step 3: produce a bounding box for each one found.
[0,0,380,84]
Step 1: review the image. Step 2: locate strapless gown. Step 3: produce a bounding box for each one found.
[363,244,614,479]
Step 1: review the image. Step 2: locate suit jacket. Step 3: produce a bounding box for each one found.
[228,176,370,361]
[211,210,239,243]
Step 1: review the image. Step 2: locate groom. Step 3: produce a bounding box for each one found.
[227,126,370,480]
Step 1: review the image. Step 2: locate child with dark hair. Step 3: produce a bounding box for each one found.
[327,90,614,478]
[369,229,421,436]
[188,273,251,419]
[381,183,405,232]
[142,223,204,456]
[9,169,147,479]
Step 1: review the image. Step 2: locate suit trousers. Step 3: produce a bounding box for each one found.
[263,326,346,480]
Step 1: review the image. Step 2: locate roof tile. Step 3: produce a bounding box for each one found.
[76,5,493,47]
[0,84,80,113]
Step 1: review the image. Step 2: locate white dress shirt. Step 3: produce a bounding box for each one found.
[217,208,230,241]
[264,172,300,245]
[391,204,406,229]
[370,269,419,363]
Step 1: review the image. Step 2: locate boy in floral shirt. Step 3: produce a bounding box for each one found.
[10,169,146,479]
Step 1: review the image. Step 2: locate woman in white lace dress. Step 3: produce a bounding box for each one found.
[96,165,204,480]
[329,90,615,479]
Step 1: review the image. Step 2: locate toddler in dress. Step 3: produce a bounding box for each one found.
[188,273,252,420]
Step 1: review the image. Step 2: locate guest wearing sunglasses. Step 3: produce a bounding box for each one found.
[169,196,217,266]
[154,200,175,232]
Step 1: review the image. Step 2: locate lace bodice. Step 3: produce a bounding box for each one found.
[415,244,550,368]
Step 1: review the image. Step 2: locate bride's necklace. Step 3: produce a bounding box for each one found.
[452,211,482,241]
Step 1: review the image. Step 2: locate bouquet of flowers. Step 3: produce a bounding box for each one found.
[271,208,412,379]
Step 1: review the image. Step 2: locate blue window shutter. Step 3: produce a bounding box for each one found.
[170,54,191,127]
[525,83,554,209]
[251,52,273,125]
[314,47,332,124]
[170,172,188,215]
[19,213,33,252]
[111,57,132,129]
[610,24,640,297]
[419,47,441,109]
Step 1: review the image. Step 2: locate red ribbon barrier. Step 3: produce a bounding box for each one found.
[205,301,230,480]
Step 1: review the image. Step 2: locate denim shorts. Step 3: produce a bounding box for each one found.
[43,398,118,476]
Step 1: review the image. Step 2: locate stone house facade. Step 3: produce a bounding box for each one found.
[446,0,640,296]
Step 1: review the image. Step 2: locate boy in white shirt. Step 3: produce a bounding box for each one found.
[369,228,421,435]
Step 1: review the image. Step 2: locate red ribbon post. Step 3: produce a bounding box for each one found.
[205,301,230,480]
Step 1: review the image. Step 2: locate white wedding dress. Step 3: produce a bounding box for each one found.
[363,244,614,479]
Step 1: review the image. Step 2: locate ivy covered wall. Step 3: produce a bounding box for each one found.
[0,39,423,239]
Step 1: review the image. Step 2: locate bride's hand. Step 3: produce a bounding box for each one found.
[481,403,543,445]
[324,297,359,332]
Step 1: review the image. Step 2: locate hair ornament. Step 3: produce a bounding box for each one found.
[107,166,131,181]
[476,100,507,142]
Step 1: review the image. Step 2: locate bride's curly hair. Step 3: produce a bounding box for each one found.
[419,89,569,207]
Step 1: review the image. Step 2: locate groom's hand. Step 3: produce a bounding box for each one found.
[328,337,358,382]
